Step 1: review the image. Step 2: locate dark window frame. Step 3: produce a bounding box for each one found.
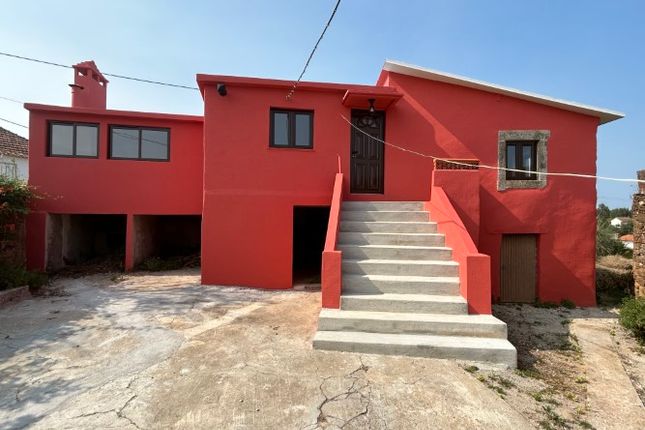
[269,108,314,149]
[47,121,100,158]
[505,140,538,180]
[108,125,171,162]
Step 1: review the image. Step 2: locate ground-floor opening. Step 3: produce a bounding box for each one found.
[46,214,127,272]
[133,215,202,270]
[292,206,330,286]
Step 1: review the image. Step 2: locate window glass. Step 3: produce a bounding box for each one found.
[141,129,169,160]
[506,144,516,169]
[50,124,74,156]
[76,125,98,157]
[273,113,289,146]
[294,113,311,147]
[522,145,533,172]
[111,128,139,158]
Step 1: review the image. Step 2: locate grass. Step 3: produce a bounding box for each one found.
[575,376,588,384]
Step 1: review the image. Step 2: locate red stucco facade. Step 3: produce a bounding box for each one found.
[26,60,620,309]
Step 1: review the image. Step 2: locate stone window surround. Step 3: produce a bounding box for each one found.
[497,130,549,191]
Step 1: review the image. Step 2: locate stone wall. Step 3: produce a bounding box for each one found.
[633,170,645,297]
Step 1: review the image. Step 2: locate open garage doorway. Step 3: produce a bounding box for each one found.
[292,206,330,286]
[46,214,127,272]
[133,215,201,270]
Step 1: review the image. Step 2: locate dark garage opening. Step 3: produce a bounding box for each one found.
[293,206,330,285]
[46,214,127,272]
[133,215,201,270]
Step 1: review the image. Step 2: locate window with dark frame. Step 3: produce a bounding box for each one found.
[269,109,313,149]
[505,141,537,180]
[109,126,170,161]
[48,122,99,158]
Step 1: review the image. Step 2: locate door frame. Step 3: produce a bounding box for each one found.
[349,109,385,194]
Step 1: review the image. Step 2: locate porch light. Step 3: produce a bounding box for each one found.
[368,98,376,114]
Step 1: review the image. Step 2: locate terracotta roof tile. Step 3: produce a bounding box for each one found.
[0,126,28,158]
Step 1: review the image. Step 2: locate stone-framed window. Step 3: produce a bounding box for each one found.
[497,130,549,191]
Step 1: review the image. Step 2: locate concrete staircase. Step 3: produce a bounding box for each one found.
[313,201,517,369]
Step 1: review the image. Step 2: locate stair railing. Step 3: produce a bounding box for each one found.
[321,172,344,308]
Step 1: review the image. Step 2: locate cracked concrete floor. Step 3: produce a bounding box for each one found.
[0,269,530,429]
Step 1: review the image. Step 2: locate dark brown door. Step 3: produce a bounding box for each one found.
[500,234,537,303]
[350,110,384,194]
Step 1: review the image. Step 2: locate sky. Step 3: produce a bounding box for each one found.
[0,0,642,207]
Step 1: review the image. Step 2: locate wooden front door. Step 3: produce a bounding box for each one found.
[500,234,537,303]
[350,110,384,194]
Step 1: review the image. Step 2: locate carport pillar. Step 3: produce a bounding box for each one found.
[125,214,135,271]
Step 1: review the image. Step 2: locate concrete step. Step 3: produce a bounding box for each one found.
[338,244,452,261]
[341,293,467,314]
[342,274,460,295]
[313,331,517,369]
[340,221,437,233]
[341,210,429,222]
[342,259,459,277]
[342,201,425,211]
[318,309,508,338]
[338,232,445,246]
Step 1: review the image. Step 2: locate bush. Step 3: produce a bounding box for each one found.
[596,219,627,257]
[620,297,645,342]
[0,261,48,291]
[596,265,633,305]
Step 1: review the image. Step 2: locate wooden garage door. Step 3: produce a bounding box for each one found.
[500,234,537,303]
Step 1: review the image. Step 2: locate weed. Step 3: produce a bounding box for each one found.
[535,300,558,309]
[560,299,576,309]
[489,374,515,389]
[575,376,589,384]
[561,319,571,326]
[515,368,541,379]
[576,420,594,429]
[532,391,544,402]
[464,365,479,373]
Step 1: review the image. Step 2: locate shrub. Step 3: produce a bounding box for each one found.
[0,261,48,291]
[596,218,628,257]
[560,299,576,309]
[620,297,645,342]
[596,265,633,305]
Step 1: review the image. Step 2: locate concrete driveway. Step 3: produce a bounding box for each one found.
[0,270,529,429]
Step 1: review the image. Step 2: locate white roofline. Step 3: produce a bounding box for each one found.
[383,60,624,125]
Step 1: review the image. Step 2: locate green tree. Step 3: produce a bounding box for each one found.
[597,203,610,221]
[596,218,627,257]
[609,207,631,218]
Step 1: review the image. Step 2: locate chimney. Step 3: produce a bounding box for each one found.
[70,61,108,109]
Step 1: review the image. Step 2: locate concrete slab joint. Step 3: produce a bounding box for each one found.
[497,130,549,191]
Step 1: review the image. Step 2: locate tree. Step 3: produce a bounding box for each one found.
[609,207,631,218]
[596,218,627,257]
[597,203,610,221]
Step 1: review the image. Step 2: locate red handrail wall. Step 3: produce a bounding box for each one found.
[427,170,491,314]
[321,172,344,308]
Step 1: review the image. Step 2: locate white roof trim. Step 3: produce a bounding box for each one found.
[383,60,624,124]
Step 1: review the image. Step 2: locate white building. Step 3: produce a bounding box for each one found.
[610,217,631,228]
[0,126,28,180]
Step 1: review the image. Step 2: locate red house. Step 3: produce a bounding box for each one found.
[25,60,623,367]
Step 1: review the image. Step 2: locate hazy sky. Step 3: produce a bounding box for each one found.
[0,0,642,206]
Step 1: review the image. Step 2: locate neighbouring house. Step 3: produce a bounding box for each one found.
[611,216,632,228]
[619,234,634,250]
[24,60,623,367]
[0,126,28,179]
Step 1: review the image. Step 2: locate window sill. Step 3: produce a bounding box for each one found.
[497,178,547,191]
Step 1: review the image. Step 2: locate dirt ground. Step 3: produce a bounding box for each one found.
[1,270,643,429]
[0,270,528,429]
[467,304,645,429]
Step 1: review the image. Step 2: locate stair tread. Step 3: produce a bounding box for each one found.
[338,244,451,251]
[342,221,436,225]
[341,210,428,214]
[343,274,459,283]
[341,293,466,303]
[319,309,505,324]
[314,330,516,350]
[344,258,458,266]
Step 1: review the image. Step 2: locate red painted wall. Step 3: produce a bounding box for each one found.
[383,72,599,306]
[26,105,203,270]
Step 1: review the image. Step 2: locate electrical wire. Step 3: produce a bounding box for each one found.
[341,114,645,185]
[0,51,199,91]
[286,0,342,100]
[0,116,28,128]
